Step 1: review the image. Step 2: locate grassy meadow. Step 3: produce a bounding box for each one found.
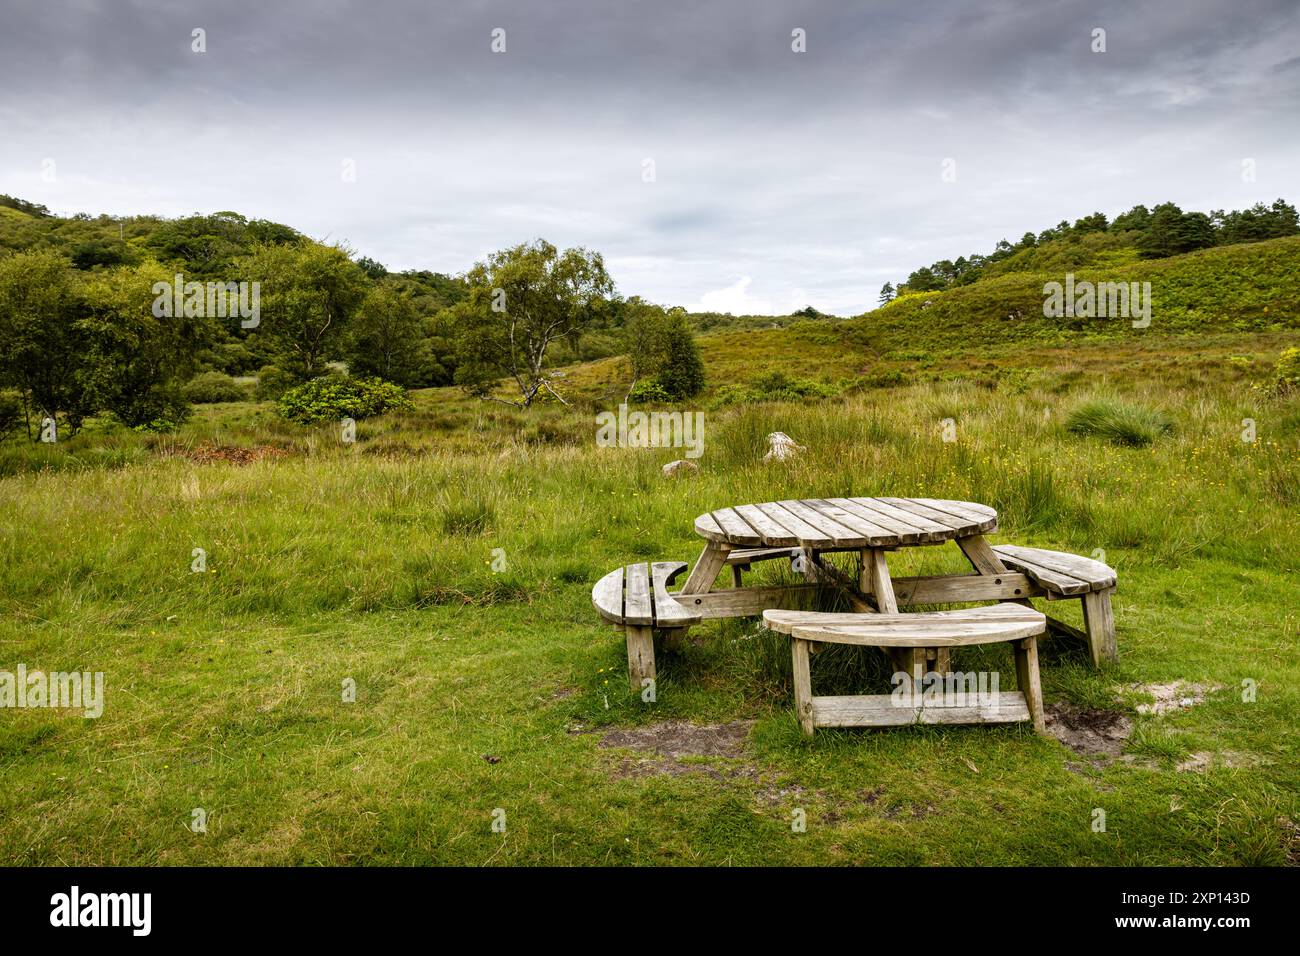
[1,330,1297,866]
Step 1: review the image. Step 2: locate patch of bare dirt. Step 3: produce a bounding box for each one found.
[171,443,287,465]
[1175,751,1262,773]
[1131,681,1222,716]
[598,719,754,760]
[1046,701,1133,758]
[607,754,758,782]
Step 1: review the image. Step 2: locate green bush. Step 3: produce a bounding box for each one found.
[1269,347,1300,395]
[749,371,839,402]
[182,371,250,404]
[655,319,706,399]
[1065,398,1173,447]
[254,365,297,401]
[277,375,413,425]
[0,390,23,441]
[855,368,907,390]
[627,380,672,404]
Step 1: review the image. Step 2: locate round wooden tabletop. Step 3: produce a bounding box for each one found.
[694,497,997,549]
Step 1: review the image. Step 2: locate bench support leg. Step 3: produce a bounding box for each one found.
[625,625,656,694]
[681,542,730,594]
[1081,589,1118,666]
[791,638,815,735]
[1013,636,1046,733]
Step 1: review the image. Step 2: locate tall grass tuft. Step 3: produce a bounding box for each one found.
[440,496,495,535]
[1065,398,1172,447]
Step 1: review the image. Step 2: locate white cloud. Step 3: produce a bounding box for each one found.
[692,276,809,316]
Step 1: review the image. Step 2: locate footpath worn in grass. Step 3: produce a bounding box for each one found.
[1,356,1298,864]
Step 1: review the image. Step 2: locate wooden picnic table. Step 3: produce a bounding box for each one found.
[682,497,1025,677]
[594,496,1118,693]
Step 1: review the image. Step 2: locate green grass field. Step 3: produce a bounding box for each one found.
[2,328,1297,865]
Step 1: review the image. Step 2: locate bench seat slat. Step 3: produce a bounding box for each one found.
[764,604,1046,647]
[812,692,1030,727]
[651,561,699,625]
[591,566,625,623]
[992,545,1115,595]
[624,562,653,626]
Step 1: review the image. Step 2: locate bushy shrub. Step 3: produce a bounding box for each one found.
[856,368,907,389]
[627,379,672,404]
[655,319,706,399]
[1066,398,1172,447]
[749,371,839,402]
[254,365,297,401]
[183,371,250,404]
[277,375,413,425]
[711,372,839,407]
[1268,346,1300,395]
[0,390,23,440]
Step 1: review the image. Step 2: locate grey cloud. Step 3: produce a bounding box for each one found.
[1,0,1297,314]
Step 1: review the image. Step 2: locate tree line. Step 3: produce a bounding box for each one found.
[880,197,1299,302]
[0,202,705,439]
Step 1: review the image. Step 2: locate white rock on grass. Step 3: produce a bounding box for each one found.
[763,432,806,463]
[662,459,699,478]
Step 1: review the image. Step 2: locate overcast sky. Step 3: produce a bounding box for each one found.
[1,0,1297,315]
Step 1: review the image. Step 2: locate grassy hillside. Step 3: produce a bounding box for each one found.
[552,235,1300,408]
[860,235,1300,359]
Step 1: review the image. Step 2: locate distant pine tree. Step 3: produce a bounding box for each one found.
[655,316,705,400]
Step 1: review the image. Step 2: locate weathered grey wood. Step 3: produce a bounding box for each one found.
[806,499,898,543]
[810,692,1030,727]
[591,566,624,623]
[1082,590,1119,665]
[625,625,655,693]
[993,545,1117,594]
[791,638,815,734]
[862,548,899,613]
[851,497,955,538]
[695,497,1001,550]
[693,511,726,542]
[650,561,699,625]
[624,562,653,626]
[709,507,764,546]
[680,542,730,594]
[676,582,822,618]
[776,498,864,547]
[956,534,1010,576]
[754,501,834,547]
[1014,636,1045,732]
[764,604,1047,646]
[891,572,1038,605]
[732,504,800,546]
[886,497,998,531]
[840,498,945,542]
[724,546,796,567]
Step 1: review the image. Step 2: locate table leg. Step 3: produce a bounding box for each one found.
[681,541,730,594]
[957,533,1029,684]
[956,534,1009,576]
[862,548,926,682]
[860,548,898,612]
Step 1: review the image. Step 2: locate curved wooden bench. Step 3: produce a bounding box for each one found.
[592,561,699,691]
[991,545,1118,666]
[763,604,1047,735]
